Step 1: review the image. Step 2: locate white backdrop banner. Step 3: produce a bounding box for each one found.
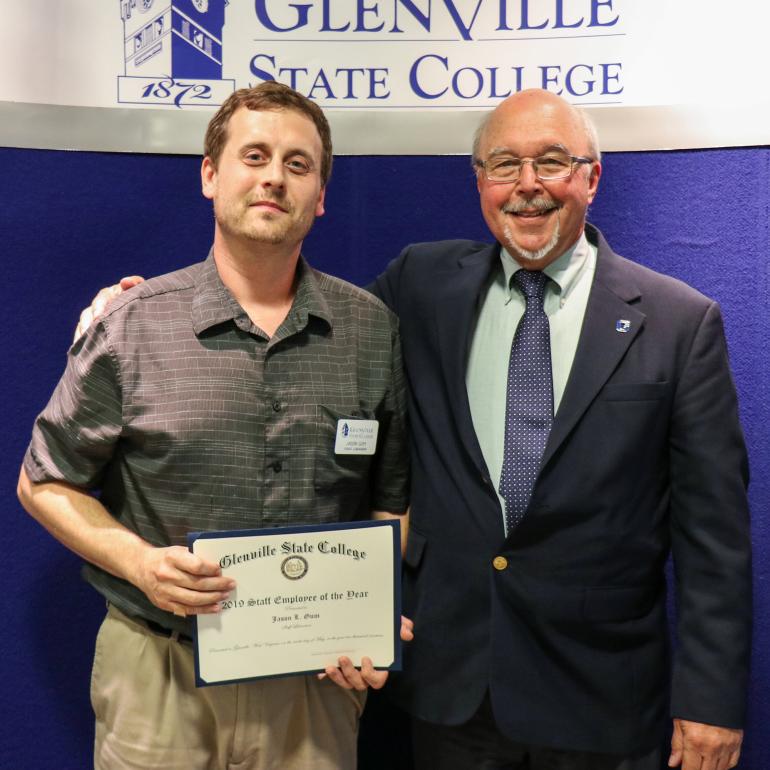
[1,0,769,154]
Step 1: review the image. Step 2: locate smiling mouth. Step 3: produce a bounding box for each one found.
[503,200,559,220]
[512,209,554,219]
[250,200,288,213]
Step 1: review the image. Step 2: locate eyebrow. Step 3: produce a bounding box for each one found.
[486,143,571,158]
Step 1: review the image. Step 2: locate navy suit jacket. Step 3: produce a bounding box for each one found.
[370,225,751,754]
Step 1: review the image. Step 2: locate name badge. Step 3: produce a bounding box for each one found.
[334,419,379,455]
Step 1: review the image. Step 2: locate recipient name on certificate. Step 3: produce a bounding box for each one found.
[188,519,401,687]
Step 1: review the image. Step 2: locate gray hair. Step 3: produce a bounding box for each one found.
[471,112,491,166]
[577,107,601,162]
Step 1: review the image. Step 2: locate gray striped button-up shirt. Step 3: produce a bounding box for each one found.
[24,253,409,633]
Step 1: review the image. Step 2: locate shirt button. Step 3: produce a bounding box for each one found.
[272,461,283,473]
[272,400,282,412]
[492,556,508,571]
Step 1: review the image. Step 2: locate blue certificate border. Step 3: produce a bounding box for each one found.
[187,519,403,688]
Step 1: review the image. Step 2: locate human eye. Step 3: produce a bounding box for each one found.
[537,154,571,172]
[244,149,268,165]
[285,157,312,175]
[489,156,521,175]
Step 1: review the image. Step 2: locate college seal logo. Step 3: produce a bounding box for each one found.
[117,0,234,108]
[281,555,309,581]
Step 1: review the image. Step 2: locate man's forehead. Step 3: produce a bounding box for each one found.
[227,107,321,146]
[481,110,586,155]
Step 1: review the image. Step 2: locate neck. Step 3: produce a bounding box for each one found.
[212,229,301,337]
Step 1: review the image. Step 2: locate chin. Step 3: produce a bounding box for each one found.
[248,227,287,242]
[504,224,561,264]
[226,221,290,244]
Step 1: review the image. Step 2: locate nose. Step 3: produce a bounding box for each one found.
[260,157,286,189]
[515,160,543,195]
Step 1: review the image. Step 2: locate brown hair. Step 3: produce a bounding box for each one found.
[203,82,333,185]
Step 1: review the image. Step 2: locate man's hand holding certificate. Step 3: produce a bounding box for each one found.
[189,520,402,687]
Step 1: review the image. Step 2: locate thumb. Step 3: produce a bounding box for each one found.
[668,719,683,767]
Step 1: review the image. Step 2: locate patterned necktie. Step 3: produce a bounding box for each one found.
[499,269,553,532]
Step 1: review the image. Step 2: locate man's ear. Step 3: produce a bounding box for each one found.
[201,156,216,201]
[586,161,602,204]
[315,186,326,218]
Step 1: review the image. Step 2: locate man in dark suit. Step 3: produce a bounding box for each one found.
[370,89,751,770]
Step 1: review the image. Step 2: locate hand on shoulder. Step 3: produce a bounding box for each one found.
[73,275,145,342]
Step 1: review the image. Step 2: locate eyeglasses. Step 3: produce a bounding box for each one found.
[475,151,593,184]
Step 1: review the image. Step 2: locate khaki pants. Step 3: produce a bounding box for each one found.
[91,605,366,770]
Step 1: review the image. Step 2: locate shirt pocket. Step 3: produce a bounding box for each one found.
[313,405,376,521]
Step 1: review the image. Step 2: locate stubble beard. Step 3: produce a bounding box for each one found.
[215,196,311,247]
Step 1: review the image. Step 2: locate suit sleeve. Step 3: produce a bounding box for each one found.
[369,324,410,514]
[669,300,752,727]
[367,244,413,314]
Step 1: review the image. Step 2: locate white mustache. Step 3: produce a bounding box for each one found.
[502,198,559,214]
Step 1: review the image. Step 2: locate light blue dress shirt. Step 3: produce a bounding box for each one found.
[466,233,597,523]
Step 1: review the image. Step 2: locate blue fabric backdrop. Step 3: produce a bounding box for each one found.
[1,146,767,769]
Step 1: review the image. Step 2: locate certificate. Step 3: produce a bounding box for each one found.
[188,520,401,687]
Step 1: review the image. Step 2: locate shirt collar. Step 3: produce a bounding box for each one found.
[499,232,593,302]
[283,256,333,337]
[192,250,332,336]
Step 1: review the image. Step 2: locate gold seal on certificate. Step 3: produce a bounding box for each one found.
[188,520,402,686]
[281,555,308,580]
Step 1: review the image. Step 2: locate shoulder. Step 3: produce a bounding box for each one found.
[311,268,399,327]
[369,239,496,312]
[619,255,711,305]
[101,261,203,320]
[395,239,491,264]
[601,251,716,317]
[376,238,493,288]
[591,226,715,313]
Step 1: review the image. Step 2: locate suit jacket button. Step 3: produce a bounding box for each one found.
[492,556,508,571]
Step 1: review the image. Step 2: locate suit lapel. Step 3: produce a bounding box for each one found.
[425,232,645,510]
[540,229,645,471]
[433,244,499,476]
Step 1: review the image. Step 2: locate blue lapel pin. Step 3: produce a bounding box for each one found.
[615,319,631,333]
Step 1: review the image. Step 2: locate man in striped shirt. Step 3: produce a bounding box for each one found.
[18,83,410,770]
